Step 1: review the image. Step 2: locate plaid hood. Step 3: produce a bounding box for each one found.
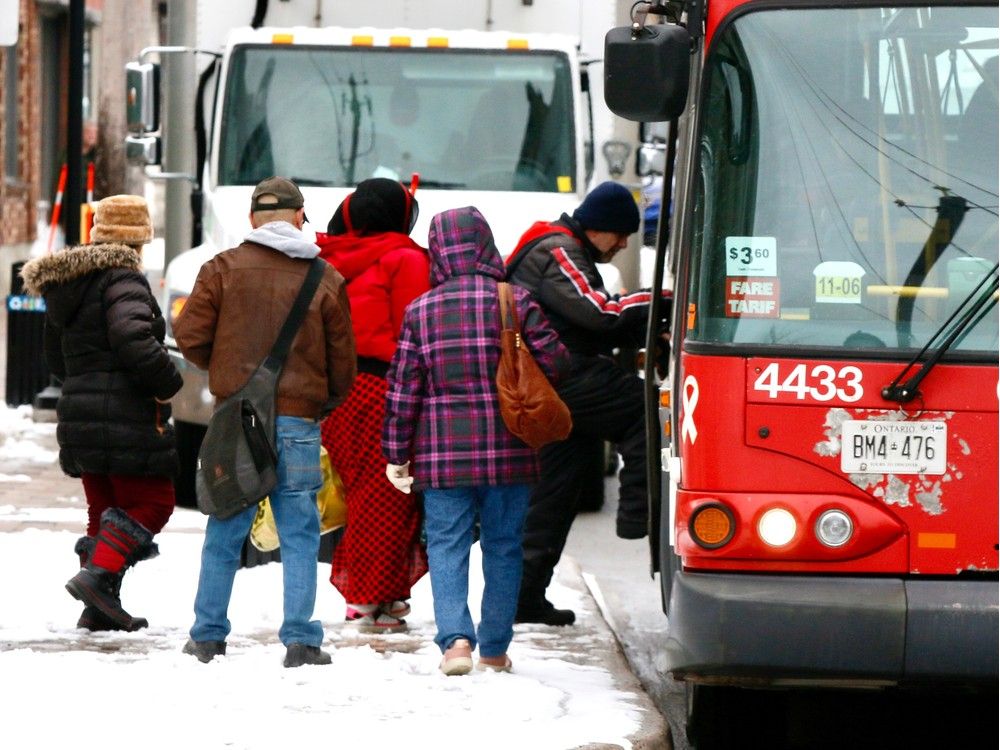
[427,206,505,287]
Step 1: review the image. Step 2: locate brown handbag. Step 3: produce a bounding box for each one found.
[495,282,572,449]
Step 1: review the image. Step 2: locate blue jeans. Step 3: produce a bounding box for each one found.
[423,484,531,657]
[190,416,324,647]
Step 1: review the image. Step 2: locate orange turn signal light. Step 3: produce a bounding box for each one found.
[689,503,735,549]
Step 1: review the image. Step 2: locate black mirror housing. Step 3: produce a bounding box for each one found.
[604,24,691,122]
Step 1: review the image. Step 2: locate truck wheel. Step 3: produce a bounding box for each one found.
[686,684,736,749]
[577,439,606,512]
[603,440,620,476]
[174,420,206,508]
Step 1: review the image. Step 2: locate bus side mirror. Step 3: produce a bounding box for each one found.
[604,24,691,122]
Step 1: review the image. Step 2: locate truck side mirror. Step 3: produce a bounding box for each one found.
[125,134,161,167]
[126,61,160,133]
[604,24,691,122]
[638,142,666,176]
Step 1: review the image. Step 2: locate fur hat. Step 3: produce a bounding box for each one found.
[90,195,153,245]
[572,181,640,234]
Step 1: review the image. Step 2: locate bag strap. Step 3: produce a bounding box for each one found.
[264,258,326,372]
[497,281,520,333]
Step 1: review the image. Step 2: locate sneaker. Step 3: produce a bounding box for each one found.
[345,605,407,633]
[439,638,473,676]
[380,600,411,619]
[283,643,332,668]
[477,654,513,673]
[515,598,576,626]
[182,638,226,663]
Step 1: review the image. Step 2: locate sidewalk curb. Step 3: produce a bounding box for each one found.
[560,555,673,750]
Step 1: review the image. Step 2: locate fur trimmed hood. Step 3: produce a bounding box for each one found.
[20,243,142,297]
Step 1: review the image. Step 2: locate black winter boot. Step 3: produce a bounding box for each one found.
[72,536,148,631]
[515,597,576,626]
[515,573,576,626]
[66,511,156,630]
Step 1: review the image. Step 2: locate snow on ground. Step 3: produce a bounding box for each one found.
[0,404,643,749]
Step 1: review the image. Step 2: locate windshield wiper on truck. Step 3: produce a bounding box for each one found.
[882,262,999,403]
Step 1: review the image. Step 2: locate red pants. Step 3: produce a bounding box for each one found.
[80,473,175,536]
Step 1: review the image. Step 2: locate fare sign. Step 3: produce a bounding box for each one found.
[725,277,780,318]
[841,420,947,475]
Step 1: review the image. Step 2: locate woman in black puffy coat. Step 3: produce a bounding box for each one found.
[20,194,182,632]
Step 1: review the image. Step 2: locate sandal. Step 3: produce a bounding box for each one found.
[380,600,411,619]
[345,605,407,633]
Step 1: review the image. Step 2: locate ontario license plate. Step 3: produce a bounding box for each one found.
[840,420,947,475]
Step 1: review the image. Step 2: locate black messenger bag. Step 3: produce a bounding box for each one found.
[195,258,325,520]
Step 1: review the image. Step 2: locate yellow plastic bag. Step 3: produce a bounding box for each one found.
[249,446,346,552]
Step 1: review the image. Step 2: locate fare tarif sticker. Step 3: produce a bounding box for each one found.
[725,236,777,277]
[725,277,780,317]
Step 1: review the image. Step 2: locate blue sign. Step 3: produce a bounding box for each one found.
[6,295,46,313]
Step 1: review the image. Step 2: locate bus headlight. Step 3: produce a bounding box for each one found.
[757,507,796,547]
[815,509,854,548]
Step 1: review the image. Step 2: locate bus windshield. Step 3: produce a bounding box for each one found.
[217,45,576,192]
[688,5,999,354]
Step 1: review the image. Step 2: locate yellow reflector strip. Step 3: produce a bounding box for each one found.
[389,36,411,47]
[352,35,374,46]
[428,37,449,47]
[271,34,294,44]
[507,38,529,49]
[918,532,956,549]
[556,175,572,192]
[663,421,671,437]
[660,391,671,408]
[867,285,948,299]
[692,507,731,546]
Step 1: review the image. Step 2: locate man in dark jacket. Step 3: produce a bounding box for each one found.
[506,181,665,626]
[21,194,183,632]
[174,176,356,668]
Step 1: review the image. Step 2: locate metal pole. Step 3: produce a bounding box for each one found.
[163,0,195,267]
[34,0,85,411]
[65,0,85,246]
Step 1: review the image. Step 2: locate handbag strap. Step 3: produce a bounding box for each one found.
[263,258,326,373]
[497,281,520,333]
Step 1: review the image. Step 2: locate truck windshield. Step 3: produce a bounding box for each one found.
[687,5,998,355]
[217,45,576,192]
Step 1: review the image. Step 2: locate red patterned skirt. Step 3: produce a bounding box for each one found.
[323,371,428,605]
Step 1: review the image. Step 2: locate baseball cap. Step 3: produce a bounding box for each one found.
[250,176,307,221]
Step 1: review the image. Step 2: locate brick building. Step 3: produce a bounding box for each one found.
[0,0,158,293]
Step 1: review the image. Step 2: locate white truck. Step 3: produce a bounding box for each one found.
[125,0,629,502]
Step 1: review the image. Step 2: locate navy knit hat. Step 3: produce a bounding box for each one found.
[572,181,640,234]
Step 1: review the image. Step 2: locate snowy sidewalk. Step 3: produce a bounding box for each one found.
[0,404,668,750]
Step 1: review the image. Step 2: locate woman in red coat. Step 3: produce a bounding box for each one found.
[315,178,429,631]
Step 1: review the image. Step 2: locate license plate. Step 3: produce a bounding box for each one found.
[840,420,947,475]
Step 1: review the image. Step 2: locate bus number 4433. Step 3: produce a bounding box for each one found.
[753,362,863,402]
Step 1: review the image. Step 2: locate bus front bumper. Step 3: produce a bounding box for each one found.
[666,572,998,686]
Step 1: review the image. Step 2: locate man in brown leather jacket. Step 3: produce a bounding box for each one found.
[174,176,356,668]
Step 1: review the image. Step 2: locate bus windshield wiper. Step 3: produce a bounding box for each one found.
[882,262,999,403]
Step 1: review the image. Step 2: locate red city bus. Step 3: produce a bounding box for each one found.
[605,1,998,745]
